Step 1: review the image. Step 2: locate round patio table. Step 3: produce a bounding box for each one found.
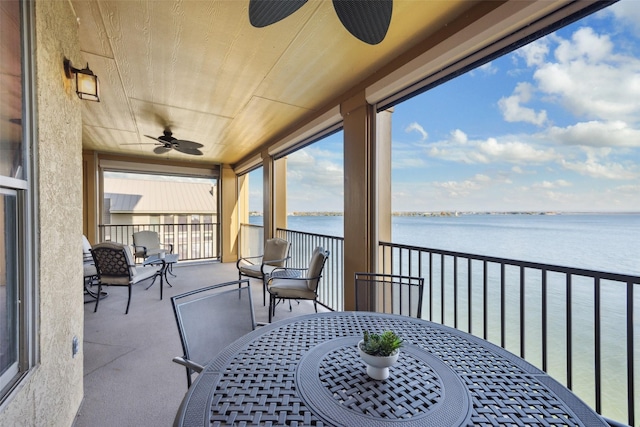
[173,311,607,427]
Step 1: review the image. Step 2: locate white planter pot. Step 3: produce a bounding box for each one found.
[358,340,400,380]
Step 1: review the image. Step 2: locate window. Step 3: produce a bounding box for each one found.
[0,0,34,400]
[0,191,18,390]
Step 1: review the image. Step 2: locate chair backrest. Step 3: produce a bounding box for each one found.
[305,247,329,291]
[132,230,160,256]
[172,280,256,369]
[263,238,290,267]
[91,242,134,280]
[354,273,425,318]
[82,235,94,268]
[82,235,92,257]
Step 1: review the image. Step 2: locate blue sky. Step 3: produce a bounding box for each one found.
[252,1,640,213]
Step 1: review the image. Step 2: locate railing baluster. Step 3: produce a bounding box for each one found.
[441,254,445,324]
[500,263,505,348]
[454,256,458,329]
[483,260,488,340]
[567,274,573,390]
[520,266,525,359]
[627,280,635,426]
[468,258,472,334]
[542,269,548,372]
[595,277,601,414]
[429,253,433,322]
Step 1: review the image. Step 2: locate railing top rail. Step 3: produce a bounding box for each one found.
[379,240,640,283]
[277,227,345,242]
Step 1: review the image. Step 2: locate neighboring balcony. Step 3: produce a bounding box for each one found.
[99,222,220,262]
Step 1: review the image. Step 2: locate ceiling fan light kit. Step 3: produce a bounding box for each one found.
[249,0,393,45]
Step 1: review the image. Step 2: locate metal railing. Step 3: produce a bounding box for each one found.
[98,223,219,261]
[379,241,638,426]
[275,228,344,311]
[238,225,636,425]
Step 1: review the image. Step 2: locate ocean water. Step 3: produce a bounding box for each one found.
[269,213,640,422]
[283,213,640,275]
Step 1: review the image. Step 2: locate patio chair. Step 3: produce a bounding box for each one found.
[91,242,160,314]
[132,230,173,262]
[266,247,329,322]
[171,280,256,388]
[354,273,425,318]
[236,237,291,306]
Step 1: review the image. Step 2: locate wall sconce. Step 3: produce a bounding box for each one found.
[64,58,100,102]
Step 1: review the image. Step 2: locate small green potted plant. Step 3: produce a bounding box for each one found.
[358,330,403,380]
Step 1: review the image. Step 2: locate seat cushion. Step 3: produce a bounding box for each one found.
[269,279,316,299]
[84,262,97,277]
[239,263,278,278]
[132,265,160,283]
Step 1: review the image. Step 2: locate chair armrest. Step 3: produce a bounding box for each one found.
[172,356,204,373]
[262,255,291,267]
[267,269,321,286]
[132,244,147,255]
[271,266,308,274]
[161,243,173,253]
[236,255,263,268]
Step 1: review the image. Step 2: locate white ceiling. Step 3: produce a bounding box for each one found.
[72,0,486,165]
[71,0,588,167]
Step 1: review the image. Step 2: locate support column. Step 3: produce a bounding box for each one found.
[274,157,288,232]
[82,151,99,243]
[221,164,241,262]
[342,91,376,310]
[377,108,393,262]
[262,151,274,239]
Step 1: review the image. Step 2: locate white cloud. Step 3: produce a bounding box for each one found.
[286,147,344,210]
[560,158,638,180]
[405,122,428,140]
[546,120,640,147]
[476,61,498,75]
[516,39,550,66]
[607,1,640,36]
[428,130,558,165]
[532,180,572,189]
[498,82,548,126]
[432,179,481,198]
[533,27,640,122]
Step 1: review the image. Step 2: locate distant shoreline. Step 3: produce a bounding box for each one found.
[248,211,640,217]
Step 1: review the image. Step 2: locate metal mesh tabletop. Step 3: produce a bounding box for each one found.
[174,312,607,427]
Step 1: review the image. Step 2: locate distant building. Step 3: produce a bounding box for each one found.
[104,178,217,226]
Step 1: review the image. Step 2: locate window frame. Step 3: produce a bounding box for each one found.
[0,0,37,405]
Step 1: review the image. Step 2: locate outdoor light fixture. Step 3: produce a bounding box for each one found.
[64,57,100,102]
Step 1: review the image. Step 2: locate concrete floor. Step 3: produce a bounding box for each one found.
[73,261,326,427]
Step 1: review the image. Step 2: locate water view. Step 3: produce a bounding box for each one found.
[256,212,640,422]
[281,212,639,276]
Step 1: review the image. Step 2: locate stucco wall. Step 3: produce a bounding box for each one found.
[0,0,84,425]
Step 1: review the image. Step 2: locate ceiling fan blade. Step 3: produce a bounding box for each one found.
[145,134,163,143]
[249,0,307,27]
[175,139,204,149]
[174,145,203,156]
[153,146,172,155]
[332,0,392,45]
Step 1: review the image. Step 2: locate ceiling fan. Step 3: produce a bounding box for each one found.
[249,0,393,45]
[143,130,204,156]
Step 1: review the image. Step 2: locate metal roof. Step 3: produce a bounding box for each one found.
[104,178,217,214]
